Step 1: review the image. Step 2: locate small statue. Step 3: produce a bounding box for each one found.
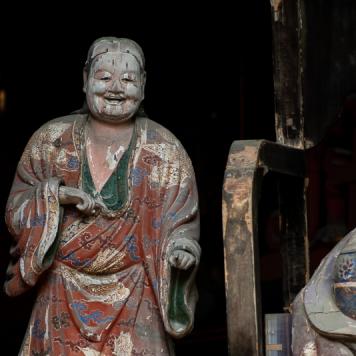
[292,229,356,355]
[4,37,200,355]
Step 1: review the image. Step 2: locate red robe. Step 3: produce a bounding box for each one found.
[5,114,200,356]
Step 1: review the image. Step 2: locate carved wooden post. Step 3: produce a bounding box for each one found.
[223,141,305,355]
[271,0,305,148]
[223,141,264,356]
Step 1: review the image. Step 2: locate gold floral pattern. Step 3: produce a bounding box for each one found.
[82,247,126,274]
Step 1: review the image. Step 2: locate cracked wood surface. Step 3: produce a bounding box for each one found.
[223,140,307,355]
[271,0,356,149]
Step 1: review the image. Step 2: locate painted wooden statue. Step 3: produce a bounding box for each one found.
[292,229,356,355]
[4,37,200,355]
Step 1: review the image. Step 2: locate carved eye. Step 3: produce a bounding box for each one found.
[122,73,136,83]
[101,75,112,81]
[95,71,112,81]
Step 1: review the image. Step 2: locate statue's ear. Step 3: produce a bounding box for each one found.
[83,69,88,93]
[142,71,147,88]
[141,71,146,99]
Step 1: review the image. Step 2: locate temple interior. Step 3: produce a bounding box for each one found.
[1,2,356,355]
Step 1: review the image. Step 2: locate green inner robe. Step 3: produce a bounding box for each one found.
[81,129,136,210]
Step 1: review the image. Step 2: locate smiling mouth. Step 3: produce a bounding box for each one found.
[104,96,125,105]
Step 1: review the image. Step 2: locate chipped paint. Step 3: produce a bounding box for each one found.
[301,341,317,356]
[271,0,283,22]
[85,48,145,124]
[223,141,263,356]
[224,139,309,355]
[106,145,125,170]
[222,200,228,236]
[5,36,200,354]
[271,0,307,149]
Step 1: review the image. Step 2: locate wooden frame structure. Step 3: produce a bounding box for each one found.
[224,1,356,354]
[222,140,307,355]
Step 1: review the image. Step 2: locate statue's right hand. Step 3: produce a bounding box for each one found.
[59,186,96,215]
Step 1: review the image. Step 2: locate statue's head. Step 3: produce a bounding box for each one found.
[83,37,146,124]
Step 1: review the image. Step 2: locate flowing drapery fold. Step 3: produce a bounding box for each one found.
[4,114,200,355]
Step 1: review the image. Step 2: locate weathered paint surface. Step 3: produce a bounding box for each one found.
[271,0,306,149]
[271,0,356,149]
[291,228,356,355]
[223,140,264,356]
[223,140,308,355]
[4,37,200,356]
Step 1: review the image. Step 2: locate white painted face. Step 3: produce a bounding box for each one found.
[85,51,145,123]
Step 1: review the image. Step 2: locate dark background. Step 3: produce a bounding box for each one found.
[0,2,285,355]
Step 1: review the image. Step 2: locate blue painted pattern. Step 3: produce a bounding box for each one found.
[67,156,79,170]
[71,302,114,325]
[335,251,356,319]
[59,252,91,267]
[19,213,48,228]
[32,319,46,339]
[125,235,140,261]
[152,212,177,229]
[336,253,356,282]
[132,167,148,187]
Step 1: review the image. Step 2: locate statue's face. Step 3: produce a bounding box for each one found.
[85,51,145,123]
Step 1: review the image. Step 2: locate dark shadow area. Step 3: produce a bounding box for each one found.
[258,172,284,316]
[306,93,356,274]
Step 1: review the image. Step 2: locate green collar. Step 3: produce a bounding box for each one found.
[82,124,137,212]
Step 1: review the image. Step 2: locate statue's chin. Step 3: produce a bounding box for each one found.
[91,113,135,125]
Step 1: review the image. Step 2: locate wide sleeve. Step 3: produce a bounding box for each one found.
[158,142,201,338]
[4,127,62,296]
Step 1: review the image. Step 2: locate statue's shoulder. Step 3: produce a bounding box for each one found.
[136,117,193,176]
[32,114,86,142]
[38,114,85,132]
[137,116,182,147]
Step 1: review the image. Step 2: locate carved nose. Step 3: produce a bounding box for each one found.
[109,79,122,93]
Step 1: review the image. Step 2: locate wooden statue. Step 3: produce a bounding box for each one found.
[4,37,200,355]
[292,228,356,355]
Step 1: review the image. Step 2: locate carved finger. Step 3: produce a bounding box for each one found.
[169,253,179,267]
[85,202,94,215]
[180,254,189,269]
[88,198,96,214]
[184,255,195,269]
[76,199,91,215]
[76,202,85,211]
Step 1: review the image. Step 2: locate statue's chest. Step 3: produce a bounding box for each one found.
[86,142,126,192]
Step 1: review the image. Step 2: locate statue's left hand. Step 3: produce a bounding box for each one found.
[169,249,196,270]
